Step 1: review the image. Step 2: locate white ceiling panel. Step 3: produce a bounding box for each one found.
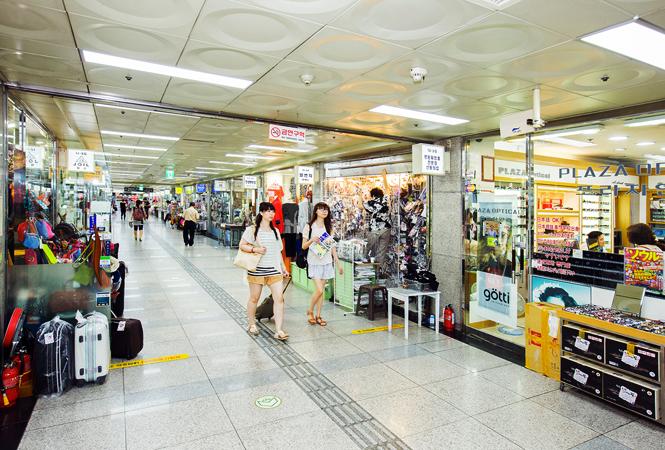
[233,0,358,24]
[178,40,281,81]
[85,64,170,95]
[226,92,303,114]
[63,0,204,38]
[540,96,615,118]
[89,83,165,102]
[69,14,187,65]
[249,60,350,100]
[444,101,519,121]
[441,69,532,99]
[503,0,630,38]
[327,76,411,103]
[481,85,583,110]
[143,114,199,136]
[488,41,630,84]
[1,71,87,91]
[0,35,78,60]
[331,0,491,49]
[296,97,375,124]
[603,0,665,15]
[644,8,665,28]
[590,79,665,106]
[287,26,410,74]
[0,50,84,81]
[0,2,75,46]
[21,0,65,10]
[547,60,665,97]
[191,0,322,58]
[420,12,567,68]
[161,79,239,110]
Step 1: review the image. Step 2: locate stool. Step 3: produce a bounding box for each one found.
[356,285,388,320]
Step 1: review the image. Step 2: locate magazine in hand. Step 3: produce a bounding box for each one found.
[311,232,333,258]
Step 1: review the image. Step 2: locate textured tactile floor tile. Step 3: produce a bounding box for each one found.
[19,413,125,450]
[326,363,417,401]
[386,353,469,385]
[236,410,359,450]
[404,417,522,450]
[531,389,634,433]
[425,373,524,415]
[359,386,467,438]
[605,420,665,450]
[475,400,598,449]
[125,395,233,449]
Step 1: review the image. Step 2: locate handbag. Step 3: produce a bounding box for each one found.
[295,226,313,269]
[23,220,41,249]
[233,229,262,271]
[36,219,55,240]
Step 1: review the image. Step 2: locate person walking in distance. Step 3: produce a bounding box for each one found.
[302,202,343,326]
[132,200,146,241]
[239,202,290,340]
[119,197,127,221]
[143,198,150,221]
[183,202,200,246]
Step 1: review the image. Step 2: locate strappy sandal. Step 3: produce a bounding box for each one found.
[274,330,289,341]
[248,324,259,336]
[307,310,317,325]
[316,316,327,327]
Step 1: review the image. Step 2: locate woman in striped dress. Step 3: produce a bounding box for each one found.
[240,202,290,340]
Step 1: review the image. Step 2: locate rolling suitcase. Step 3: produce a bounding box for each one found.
[255,278,291,322]
[34,316,75,396]
[110,317,143,360]
[74,311,110,386]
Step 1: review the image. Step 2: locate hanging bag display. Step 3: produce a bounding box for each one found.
[233,227,262,271]
[23,219,41,249]
[36,219,55,240]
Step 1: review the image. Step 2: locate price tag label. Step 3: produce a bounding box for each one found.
[44,332,54,345]
[619,386,638,405]
[574,336,590,352]
[573,368,589,385]
[117,321,126,332]
[621,350,641,368]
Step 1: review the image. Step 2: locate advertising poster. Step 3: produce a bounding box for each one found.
[475,193,518,327]
[624,247,664,291]
[532,275,591,307]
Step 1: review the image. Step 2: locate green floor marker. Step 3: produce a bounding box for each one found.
[255,395,282,409]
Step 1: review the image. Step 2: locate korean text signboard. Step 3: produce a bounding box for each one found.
[297,166,314,184]
[68,149,95,173]
[244,175,258,189]
[214,180,229,192]
[268,124,306,144]
[624,248,664,292]
[412,144,447,175]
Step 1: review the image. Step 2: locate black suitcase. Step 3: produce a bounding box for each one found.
[255,278,291,322]
[110,317,143,360]
[111,262,127,318]
[34,317,75,396]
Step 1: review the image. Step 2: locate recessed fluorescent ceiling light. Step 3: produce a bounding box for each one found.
[209,160,254,166]
[615,148,626,152]
[226,153,275,160]
[533,136,596,147]
[246,144,314,153]
[581,20,665,71]
[102,152,159,159]
[101,130,179,141]
[105,144,166,151]
[637,141,655,146]
[609,136,628,141]
[94,103,197,119]
[538,126,601,138]
[104,161,152,166]
[625,114,665,127]
[644,154,665,160]
[83,50,253,89]
[195,166,231,171]
[369,105,468,125]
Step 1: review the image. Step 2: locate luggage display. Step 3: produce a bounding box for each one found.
[110,317,143,360]
[74,312,110,386]
[111,261,127,318]
[34,317,75,396]
[255,278,291,322]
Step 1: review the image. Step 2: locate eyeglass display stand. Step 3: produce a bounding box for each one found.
[558,309,664,424]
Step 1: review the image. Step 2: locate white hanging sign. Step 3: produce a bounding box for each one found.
[25,146,44,170]
[243,175,258,189]
[214,180,229,192]
[297,166,314,184]
[68,149,95,173]
[412,144,448,175]
[269,124,306,143]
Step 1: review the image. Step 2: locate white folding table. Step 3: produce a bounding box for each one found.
[387,288,441,339]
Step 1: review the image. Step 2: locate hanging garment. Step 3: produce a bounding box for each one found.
[298,198,312,234]
[271,196,284,233]
[282,203,299,234]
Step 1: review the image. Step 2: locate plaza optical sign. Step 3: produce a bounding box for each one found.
[269,124,306,144]
[68,149,95,173]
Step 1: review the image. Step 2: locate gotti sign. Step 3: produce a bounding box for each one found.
[476,271,518,327]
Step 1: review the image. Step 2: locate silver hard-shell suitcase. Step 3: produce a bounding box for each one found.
[74,311,110,386]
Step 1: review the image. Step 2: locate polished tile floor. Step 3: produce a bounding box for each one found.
[18,216,665,449]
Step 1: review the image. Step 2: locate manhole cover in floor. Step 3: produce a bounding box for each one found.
[255,395,282,409]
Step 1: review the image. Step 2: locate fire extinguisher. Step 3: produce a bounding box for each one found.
[13,350,33,398]
[1,362,20,408]
[443,304,455,332]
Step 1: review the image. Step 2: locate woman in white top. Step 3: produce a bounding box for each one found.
[240,202,290,340]
[302,202,343,326]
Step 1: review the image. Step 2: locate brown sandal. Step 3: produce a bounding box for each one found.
[316,316,327,327]
[307,310,317,325]
[274,330,289,341]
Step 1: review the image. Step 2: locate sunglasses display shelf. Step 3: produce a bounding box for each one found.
[558,305,665,423]
[580,191,614,251]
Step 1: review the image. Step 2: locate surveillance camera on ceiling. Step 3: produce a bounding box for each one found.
[410,67,428,83]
